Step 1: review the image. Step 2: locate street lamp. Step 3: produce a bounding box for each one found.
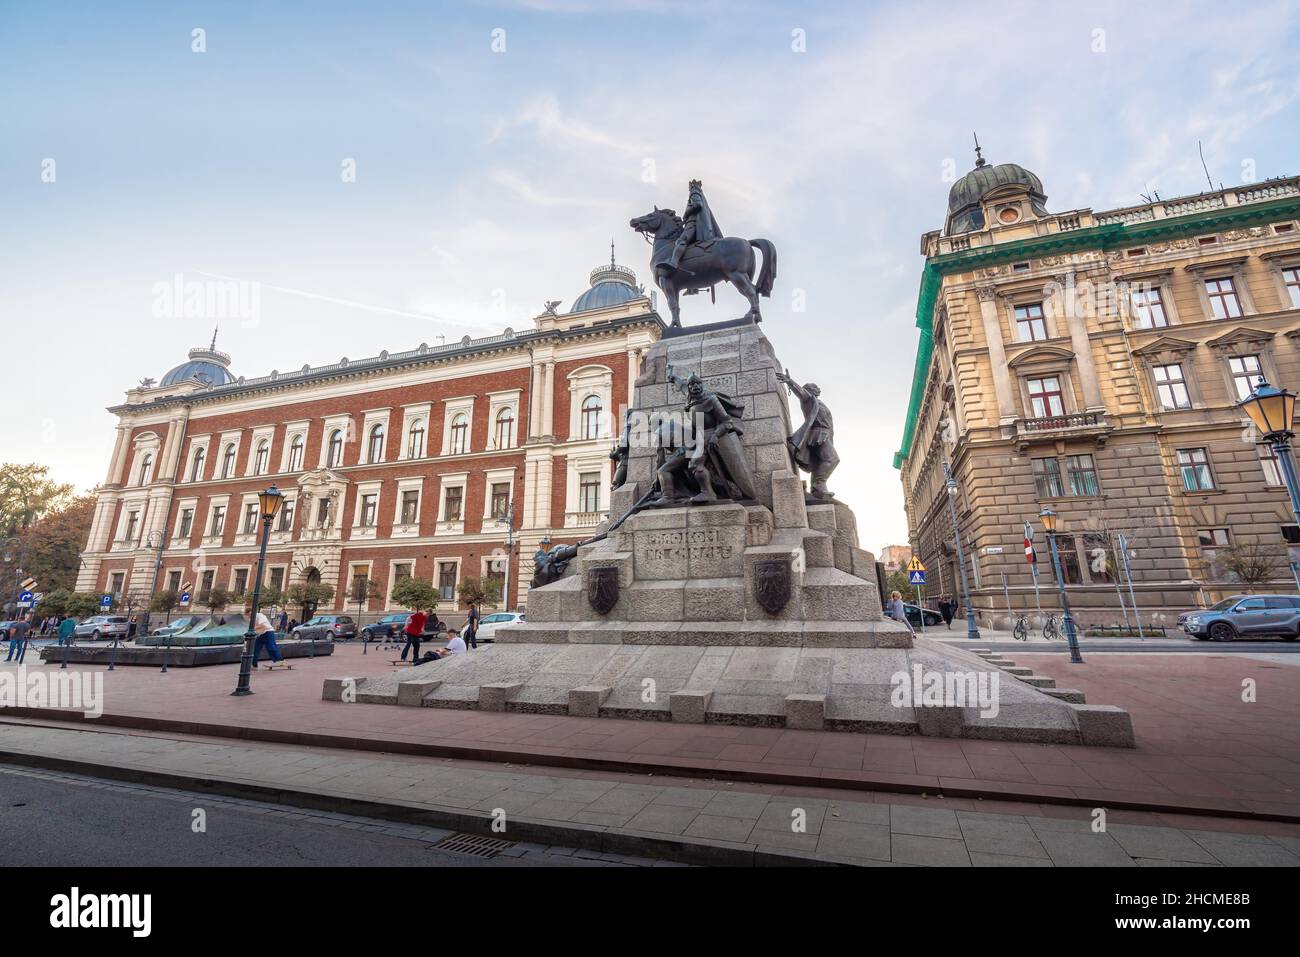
[1039,506,1084,664]
[231,485,284,697]
[1239,377,1300,524]
[944,460,980,640]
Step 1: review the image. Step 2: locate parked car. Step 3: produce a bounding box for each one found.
[151,615,203,638]
[73,616,131,640]
[902,604,944,629]
[361,613,415,641]
[472,611,525,643]
[292,615,357,641]
[1180,595,1300,641]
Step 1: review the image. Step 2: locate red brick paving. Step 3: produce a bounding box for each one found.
[3,643,1298,823]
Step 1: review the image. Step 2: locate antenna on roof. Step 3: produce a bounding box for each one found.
[209,326,219,350]
[1198,140,1214,192]
[972,132,986,168]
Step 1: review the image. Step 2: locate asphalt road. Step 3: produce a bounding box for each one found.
[0,765,675,867]
[936,638,1300,653]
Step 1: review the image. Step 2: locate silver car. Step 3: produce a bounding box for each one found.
[1181,595,1300,641]
[73,615,130,640]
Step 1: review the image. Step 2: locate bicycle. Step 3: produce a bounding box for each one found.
[1013,615,1030,641]
[1042,614,1060,641]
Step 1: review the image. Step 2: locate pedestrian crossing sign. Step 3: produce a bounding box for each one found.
[908,569,926,586]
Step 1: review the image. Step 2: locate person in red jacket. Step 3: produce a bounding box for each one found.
[399,609,428,663]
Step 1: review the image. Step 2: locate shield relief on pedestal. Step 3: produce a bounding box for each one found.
[585,566,620,615]
[752,557,792,615]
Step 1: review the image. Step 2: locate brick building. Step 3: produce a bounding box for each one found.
[895,150,1300,627]
[78,256,663,622]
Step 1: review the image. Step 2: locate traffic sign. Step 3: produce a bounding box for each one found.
[18,590,34,604]
[100,594,113,609]
[906,556,925,573]
[20,576,38,592]
[908,569,926,586]
[180,591,192,606]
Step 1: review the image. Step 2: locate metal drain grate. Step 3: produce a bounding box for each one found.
[433,832,516,858]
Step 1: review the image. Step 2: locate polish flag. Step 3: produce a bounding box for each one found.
[1024,536,1037,564]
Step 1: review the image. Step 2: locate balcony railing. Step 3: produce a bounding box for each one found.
[566,510,607,528]
[1020,411,1103,433]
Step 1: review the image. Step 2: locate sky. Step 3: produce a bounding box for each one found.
[2,0,1299,552]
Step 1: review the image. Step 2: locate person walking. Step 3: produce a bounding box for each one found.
[939,594,955,630]
[250,610,285,668]
[4,620,22,662]
[277,609,289,633]
[8,615,31,664]
[464,603,479,650]
[57,614,76,647]
[399,608,428,663]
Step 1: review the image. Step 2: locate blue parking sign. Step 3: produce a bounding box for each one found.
[908,569,926,586]
[100,594,113,609]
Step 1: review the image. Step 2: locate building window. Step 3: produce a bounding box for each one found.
[1198,527,1231,575]
[1026,376,1065,418]
[1065,454,1100,496]
[138,452,154,485]
[490,482,511,520]
[269,566,285,592]
[393,562,413,584]
[1204,276,1243,319]
[449,414,468,455]
[123,510,139,542]
[443,485,463,521]
[400,489,420,525]
[209,505,226,536]
[1177,447,1214,491]
[1283,266,1300,308]
[316,498,331,527]
[1014,302,1048,342]
[494,408,514,449]
[200,570,215,594]
[190,447,205,482]
[580,395,603,439]
[232,568,249,596]
[278,498,295,532]
[438,562,458,602]
[1258,444,1284,486]
[359,493,377,527]
[578,471,601,513]
[109,572,125,598]
[288,435,304,472]
[1228,354,1264,401]
[1032,457,1065,498]
[367,425,385,464]
[221,443,237,478]
[242,502,259,534]
[1130,285,1168,328]
[178,508,193,538]
[1152,363,1191,410]
[1053,534,1083,584]
[327,429,344,468]
[167,570,182,592]
[253,440,269,476]
[1282,524,1300,545]
[407,421,426,459]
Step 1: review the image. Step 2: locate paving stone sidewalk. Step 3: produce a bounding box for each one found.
[2,723,1296,867]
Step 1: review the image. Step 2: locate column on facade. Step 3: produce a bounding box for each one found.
[1053,271,1105,410]
[528,359,545,439]
[976,287,1018,422]
[158,410,189,482]
[105,425,131,486]
[541,361,556,439]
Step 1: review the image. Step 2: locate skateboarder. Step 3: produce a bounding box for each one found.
[250,610,285,668]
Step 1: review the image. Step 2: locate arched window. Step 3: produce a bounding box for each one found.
[327,429,344,468]
[253,439,269,475]
[190,447,206,482]
[367,424,385,464]
[407,421,426,459]
[138,452,154,485]
[287,435,304,472]
[580,395,602,440]
[494,408,514,449]
[221,443,237,479]
[449,414,468,455]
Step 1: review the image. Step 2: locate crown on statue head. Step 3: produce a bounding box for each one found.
[688,179,702,189]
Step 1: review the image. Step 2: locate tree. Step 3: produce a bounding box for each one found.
[390,576,438,612]
[1216,542,1283,590]
[13,492,96,594]
[256,584,284,612]
[64,592,102,620]
[0,463,75,539]
[198,587,232,616]
[884,570,911,599]
[284,582,334,621]
[151,589,181,619]
[457,575,502,608]
[35,587,73,619]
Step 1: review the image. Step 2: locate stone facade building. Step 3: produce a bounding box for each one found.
[78,256,662,621]
[895,154,1300,627]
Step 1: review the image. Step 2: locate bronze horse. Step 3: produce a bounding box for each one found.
[630,208,776,328]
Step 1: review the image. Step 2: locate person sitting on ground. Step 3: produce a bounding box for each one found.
[885,590,913,632]
[413,628,466,664]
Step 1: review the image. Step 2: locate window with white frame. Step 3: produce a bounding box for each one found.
[407,420,426,459]
[449,414,468,455]
[400,489,420,525]
[437,561,458,602]
[232,567,249,597]
[277,496,295,532]
[189,446,206,482]
[578,471,601,513]
[1026,376,1065,418]
[1177,447,1214,491]
[359,493,378,527]
[441,397,475,456]
[252,440,270,476]
[367,424,385,464]
[221,443,237,478]
[580,395,603,439]
[177,507,194,538]
[1258,444,1284,486]
[1284,266,1300,308]
[123,510,140,542]
[327,429,344,468]
[443,485,463,521]
[490,482,511,520]
[242,502,259,534]
[494,408,514,449]
[1228,354,1264,401]
[209,504,226,536]
[287,435,304,472]
[137,452,154,485]
[1152,363,1191,410]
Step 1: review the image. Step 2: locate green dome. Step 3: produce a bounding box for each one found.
[945,160,1049,235]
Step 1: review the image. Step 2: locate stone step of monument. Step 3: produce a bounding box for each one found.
[496,618,913,648]
[1042,688,1087,704]
[1017,675,1057,689]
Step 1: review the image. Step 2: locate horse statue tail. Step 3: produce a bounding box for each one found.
[749,239,777,297]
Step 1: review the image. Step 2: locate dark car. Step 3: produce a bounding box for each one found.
[1181,595,1300,641]
[360,613,413,641]
[292,615,357,641]
[903,603,945,629]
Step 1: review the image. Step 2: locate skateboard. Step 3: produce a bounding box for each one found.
[262,663,294,670]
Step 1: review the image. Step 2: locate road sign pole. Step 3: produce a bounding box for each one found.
[1118,533,1145,640]
[915,583,924,632]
